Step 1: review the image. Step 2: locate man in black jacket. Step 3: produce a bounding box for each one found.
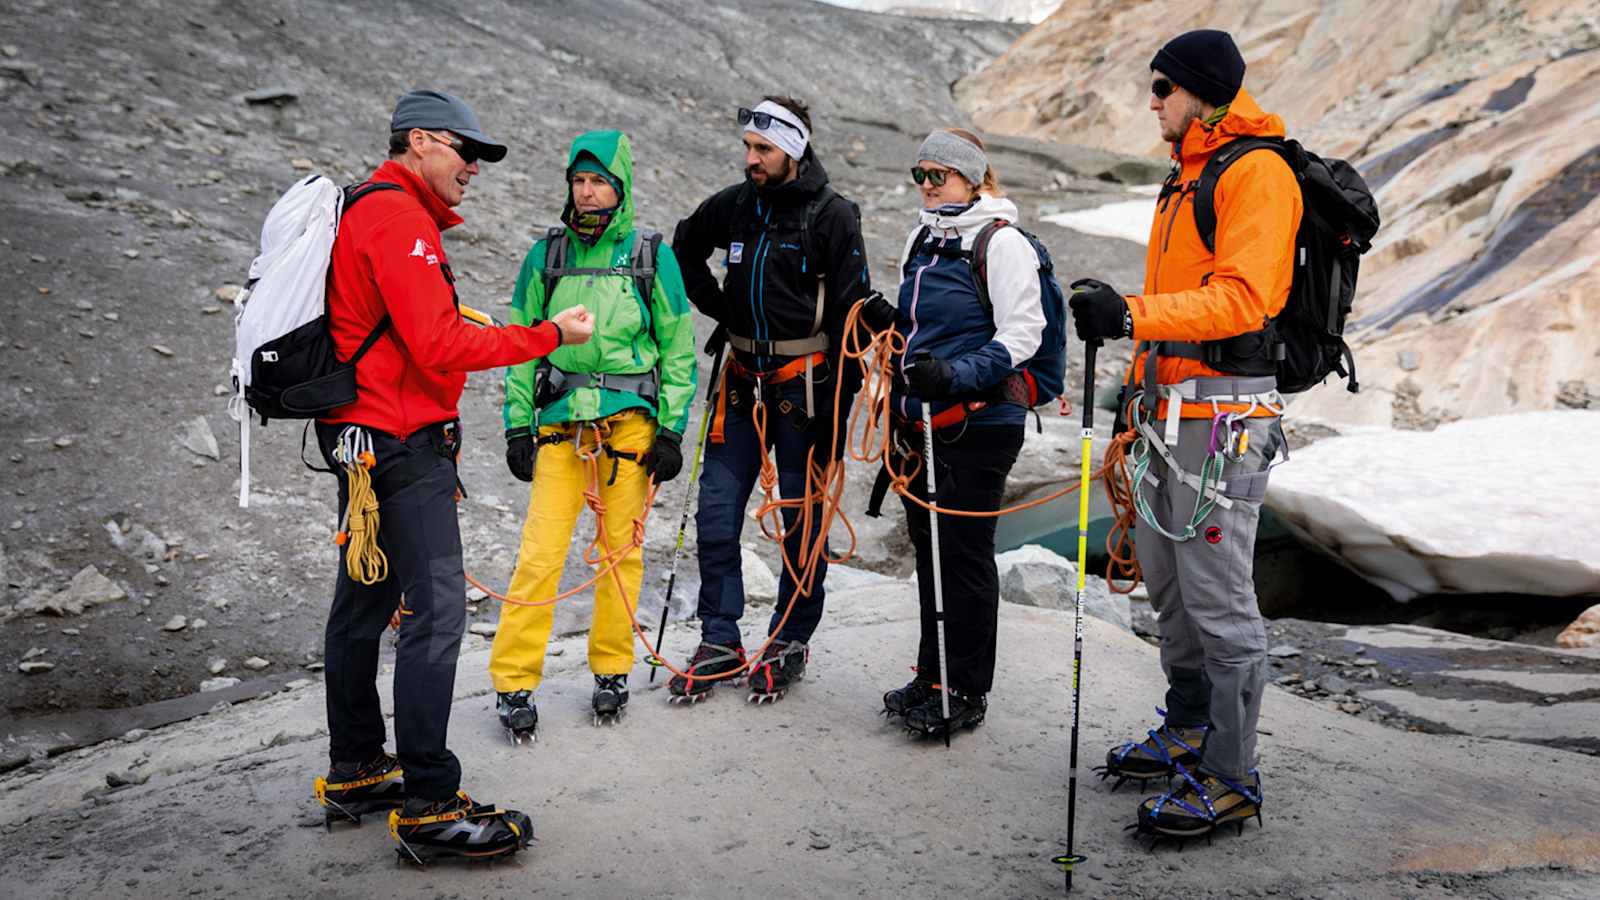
[668,95,877,704]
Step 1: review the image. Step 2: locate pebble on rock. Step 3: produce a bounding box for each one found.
[243,656,269,670]
[162,615,187,632]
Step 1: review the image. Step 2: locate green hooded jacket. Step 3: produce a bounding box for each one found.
[503,130,697,438]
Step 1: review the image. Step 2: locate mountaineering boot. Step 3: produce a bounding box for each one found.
[1134,767,1262,843]
[667,642,747,705]
[747,640,809,704]
[904,687,986,738]
[592,674,629,726]
[497,690,538,746]
[1096,707,1207,791]
[881,671,936,719]
[389,791,533,865]
[313,752,406,829]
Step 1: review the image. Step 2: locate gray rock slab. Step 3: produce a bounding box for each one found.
[5,585,1596,898]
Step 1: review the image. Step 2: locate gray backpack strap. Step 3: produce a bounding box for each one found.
[630,229,663,347]
[540,226,568,308]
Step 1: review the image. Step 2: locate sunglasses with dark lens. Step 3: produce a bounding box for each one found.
[737,107,803,134]
[1150,77,1180,100]
[910,167,951,187]
[425,130,480,165]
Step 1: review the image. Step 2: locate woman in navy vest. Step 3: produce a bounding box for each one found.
[881,129,1049,739]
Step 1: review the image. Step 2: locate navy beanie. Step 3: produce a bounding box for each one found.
[1151,29,1245,108]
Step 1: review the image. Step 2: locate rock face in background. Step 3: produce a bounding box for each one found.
[955,0,1600,430]
[824,0,1061,22]
[1264,412,1600,602]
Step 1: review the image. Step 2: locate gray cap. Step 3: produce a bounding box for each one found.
[390,89,508,163]
[916,130,988,190]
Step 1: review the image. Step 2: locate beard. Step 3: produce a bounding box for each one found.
[748,154,795,185]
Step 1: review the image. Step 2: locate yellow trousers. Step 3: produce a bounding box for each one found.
[489,412,655,692]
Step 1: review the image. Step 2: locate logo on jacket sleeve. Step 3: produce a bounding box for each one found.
[728,242,743,264]
[408,238,438,266]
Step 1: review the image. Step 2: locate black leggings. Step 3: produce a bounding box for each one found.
[899,423,1024,695]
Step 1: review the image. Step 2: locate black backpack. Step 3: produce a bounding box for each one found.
[1186,137,1380,393]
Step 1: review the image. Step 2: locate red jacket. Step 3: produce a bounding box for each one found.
[321,160,560,437]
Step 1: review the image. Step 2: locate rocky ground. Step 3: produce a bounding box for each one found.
[0,1,1165,747]
[2,585,1596,899]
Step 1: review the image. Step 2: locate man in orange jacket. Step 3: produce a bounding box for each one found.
[1069,29,1299,842]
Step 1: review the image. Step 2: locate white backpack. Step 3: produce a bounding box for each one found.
[228,176,397,507]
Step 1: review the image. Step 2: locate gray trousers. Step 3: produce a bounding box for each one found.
[1134,413,1279,782]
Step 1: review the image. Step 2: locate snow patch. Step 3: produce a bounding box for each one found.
[1040,196,1155,244]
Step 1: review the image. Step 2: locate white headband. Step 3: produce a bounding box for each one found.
[743,100,810,161]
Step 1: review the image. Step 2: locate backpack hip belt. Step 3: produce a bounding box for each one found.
[536,366,660,409]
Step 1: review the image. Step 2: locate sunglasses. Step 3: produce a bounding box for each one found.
[737,107,803,135]
[424,130,481,165]
[1150,77,1181,100]
[910,167,952,187]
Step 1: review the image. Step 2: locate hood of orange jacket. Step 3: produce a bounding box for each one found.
[1126,88,1302,415]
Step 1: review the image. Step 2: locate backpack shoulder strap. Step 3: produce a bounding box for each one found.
[968,219,1012,318]
[1193,137,1291,254]
[539,225,568,316]
[800,185,844,337]
[902,224,934,279]
[630,228,664,345]
[340,181,403,219]
[333,182,405,359]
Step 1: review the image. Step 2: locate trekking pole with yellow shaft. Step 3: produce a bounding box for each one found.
[647,338,726,683]
[1054,338,1098,891]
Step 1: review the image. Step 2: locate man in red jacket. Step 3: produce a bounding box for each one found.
[311,89,592,862]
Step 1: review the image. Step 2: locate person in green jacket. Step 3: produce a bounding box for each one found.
[489,130,697,737]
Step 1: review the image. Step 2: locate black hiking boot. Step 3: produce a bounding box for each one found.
[314,752,406,829]
[667,642,746,705]
[746,639,808,704]
[497,690,538,746]
[1095,707,1208,791]
[592,673,629,726]
[881,671,937,719]
[903,687,986,738]
[389,791,533,865]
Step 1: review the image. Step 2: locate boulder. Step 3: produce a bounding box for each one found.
[1265,412,1600,601]
[1556,604,1600,649]
[16,565,127,616]
[996,543,1131,632]
[741,547,780,607]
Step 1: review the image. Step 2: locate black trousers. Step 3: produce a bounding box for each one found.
[899,423,1024,696]
[317,421,466,802]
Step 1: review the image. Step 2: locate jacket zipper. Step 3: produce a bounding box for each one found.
[899,230,949,419]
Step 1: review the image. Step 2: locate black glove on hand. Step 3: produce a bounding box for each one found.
[858,290,897,333]
[904,356,956,400]
[1069,278,1131,342]
[642,429,684,483]
[505,432,535,483]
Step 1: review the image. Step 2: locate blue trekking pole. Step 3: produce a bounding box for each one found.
[1054,339,1099,890]
[647,337,726,683]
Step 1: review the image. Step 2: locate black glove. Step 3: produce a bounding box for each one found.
[903,356,955,400]
[505,432,534,483]
[642,429,684,483]
[1069,278,1131,342]
[858,290,897,333]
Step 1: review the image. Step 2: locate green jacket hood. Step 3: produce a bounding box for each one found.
[562,129,635,240]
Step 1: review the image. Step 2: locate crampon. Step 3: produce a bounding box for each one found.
[1093,707,1208,792]
[312,753,406,830]
[389,792,533,866]
[1126,766,1263,851]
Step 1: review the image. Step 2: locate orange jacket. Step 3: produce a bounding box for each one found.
[1127,89,1301,417]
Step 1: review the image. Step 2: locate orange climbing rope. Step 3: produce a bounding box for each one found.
[461,298,1147,678]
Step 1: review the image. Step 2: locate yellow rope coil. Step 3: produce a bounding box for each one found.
[340,451,388,586]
